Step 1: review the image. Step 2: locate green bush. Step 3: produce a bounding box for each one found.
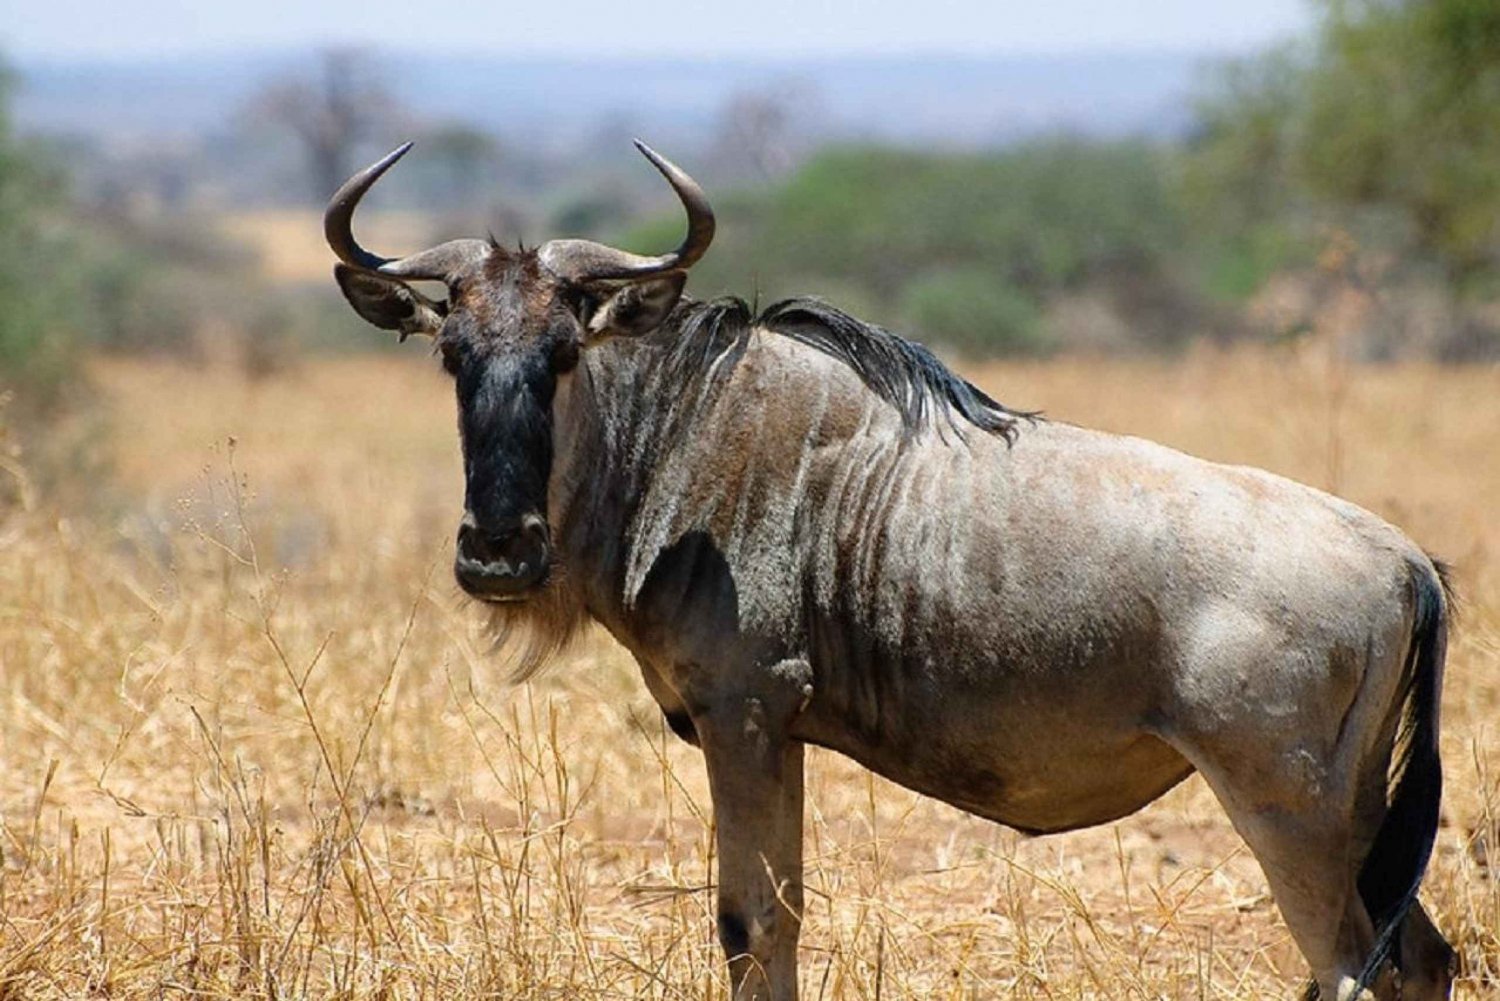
[1188,0,1500,293]
[0,68,85,402]
[899,269,1046,356]
[762,141,1185,301]
[622,140,1202,356]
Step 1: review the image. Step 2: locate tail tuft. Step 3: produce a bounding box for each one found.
[1352,558,1448,992]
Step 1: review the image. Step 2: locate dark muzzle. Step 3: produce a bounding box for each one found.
[455,514,550,600]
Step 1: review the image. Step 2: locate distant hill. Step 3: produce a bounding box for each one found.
[15,49,1220,148]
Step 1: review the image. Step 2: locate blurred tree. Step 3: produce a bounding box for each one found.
[708,82,820,184]
[1303,0,1500,283]
[0,61,84,399]
[552,186,633,238]
[1189,0,1500,289]
[1183,50,1313,300]
[249,49,401,202]
[416,124,502,210]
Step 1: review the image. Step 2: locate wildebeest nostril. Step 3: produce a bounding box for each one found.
[454,515,550,598]
[457,524,510,566]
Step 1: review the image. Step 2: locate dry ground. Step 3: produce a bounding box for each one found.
[2,343,1497,999]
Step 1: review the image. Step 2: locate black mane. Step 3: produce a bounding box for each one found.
[660,296,1036,442]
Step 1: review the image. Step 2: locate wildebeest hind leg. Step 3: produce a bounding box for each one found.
[1172,746,1390,1000]
[1233,807,1387,1000]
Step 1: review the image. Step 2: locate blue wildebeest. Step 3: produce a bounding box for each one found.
[325,143,1454,1000]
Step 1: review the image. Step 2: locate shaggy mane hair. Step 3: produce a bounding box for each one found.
[485,568,587,683]
[660,296,1037,441]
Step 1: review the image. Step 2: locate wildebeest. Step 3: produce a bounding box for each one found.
[325,142,1454,1000]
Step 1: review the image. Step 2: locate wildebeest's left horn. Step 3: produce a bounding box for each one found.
[538,140,715,283]
[325,141,490,281]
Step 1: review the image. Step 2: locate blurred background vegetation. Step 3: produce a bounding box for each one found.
[3,0,1499,417]
[9,7,1500,997]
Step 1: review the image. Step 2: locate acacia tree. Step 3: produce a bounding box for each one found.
[418,124,503,212]
[708,83,821,185]
[250,49,400,202]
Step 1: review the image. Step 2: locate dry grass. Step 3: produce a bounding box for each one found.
[2,343,1497,999]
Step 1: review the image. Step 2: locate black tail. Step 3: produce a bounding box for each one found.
[1350,557,1451,993]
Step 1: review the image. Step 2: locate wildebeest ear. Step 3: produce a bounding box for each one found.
[584,272,687,342]
[334,264,446,341]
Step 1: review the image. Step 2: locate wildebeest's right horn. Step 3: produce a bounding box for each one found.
[538,140,715,283]
[324,142,490,282]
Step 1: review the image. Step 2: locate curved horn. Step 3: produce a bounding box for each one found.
[538,140,715,282]
[324,142,489,281]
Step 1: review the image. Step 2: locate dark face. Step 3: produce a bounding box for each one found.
[327,140,710,605]
[335,247,686,604]
[438,251,581,601]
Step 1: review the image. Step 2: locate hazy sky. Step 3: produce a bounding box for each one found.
[6,0,1313,61]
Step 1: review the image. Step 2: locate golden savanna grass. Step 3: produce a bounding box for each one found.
[2,342,1497,999]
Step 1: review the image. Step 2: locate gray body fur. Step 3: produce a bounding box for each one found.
[527,320,1451,1001]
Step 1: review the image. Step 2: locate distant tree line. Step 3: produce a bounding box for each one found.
[5,0,1500,410]
[624,141,1211,355]
[0,61,364,411]
[623,0,1500,360]
[1182,0,1500,360]
[1192,0,1500,287]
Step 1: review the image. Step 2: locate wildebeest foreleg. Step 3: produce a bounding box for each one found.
[696,690,806,1001]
